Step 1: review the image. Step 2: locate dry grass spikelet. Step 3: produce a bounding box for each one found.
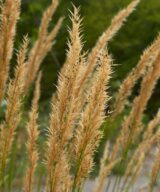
[113,34,160,117]
[0,36,28,184]
[78,0,140,91]
[127,51,160,142]
[61,6,83,76]
[23,73,41,192]
[24,0,63,91]
[0,0,21,104]
[111,51,160,161]
[46,6,83,192]
[71,50,112,190]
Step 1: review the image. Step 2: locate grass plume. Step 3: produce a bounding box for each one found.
[23,73,41,192]
[0,36,28,188]
[24,0,63,91]
[0,0,20,104]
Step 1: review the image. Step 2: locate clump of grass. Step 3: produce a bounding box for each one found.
[0,0,160,192]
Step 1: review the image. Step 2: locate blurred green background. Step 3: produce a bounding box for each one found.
[17,0,160,118]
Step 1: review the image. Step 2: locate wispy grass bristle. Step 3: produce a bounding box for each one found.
[24,0,63,91]
[0,36,28,186]
[0,0,20,104]
[23,72,41,192]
